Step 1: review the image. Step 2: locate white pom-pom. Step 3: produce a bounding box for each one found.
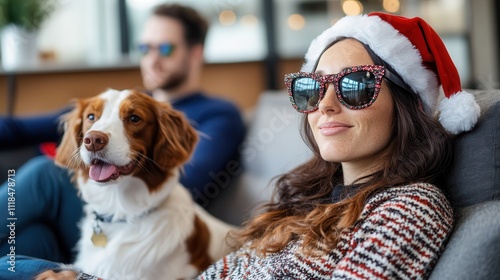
[438,91,481,134]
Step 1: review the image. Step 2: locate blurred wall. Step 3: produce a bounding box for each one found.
[0,61,270,116]
[470,0,499,89]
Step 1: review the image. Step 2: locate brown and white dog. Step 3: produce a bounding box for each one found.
[55,89,235,280]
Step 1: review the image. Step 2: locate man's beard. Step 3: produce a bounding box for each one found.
[159,64,190,91]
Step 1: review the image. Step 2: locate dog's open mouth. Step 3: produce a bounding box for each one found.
[89,159,135,183]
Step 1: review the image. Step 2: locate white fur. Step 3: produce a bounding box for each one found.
[80,90,132,167]
[438,90,481,134]
[73,89,235,280]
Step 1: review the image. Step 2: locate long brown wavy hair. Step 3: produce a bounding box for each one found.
[230,38,453,256]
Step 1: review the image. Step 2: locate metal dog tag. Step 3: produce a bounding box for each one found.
[91,232,108,247]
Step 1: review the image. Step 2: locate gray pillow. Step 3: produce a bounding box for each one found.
[445,100,500,207]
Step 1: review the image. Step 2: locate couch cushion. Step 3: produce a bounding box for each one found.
[206,91,312,225]
[445,96,500,207]
[429,201,500,280]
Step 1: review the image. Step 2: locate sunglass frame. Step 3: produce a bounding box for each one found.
[284,65,386,113]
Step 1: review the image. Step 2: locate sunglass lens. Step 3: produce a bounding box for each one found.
[138,44,149,55]
[340,71,376,107]
[292,77,321,111]
[159,44,174,56]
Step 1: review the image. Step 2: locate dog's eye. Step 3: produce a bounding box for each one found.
[129,115,141,123]
[87,114,95,121]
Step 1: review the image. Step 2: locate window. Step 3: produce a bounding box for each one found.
[127,0,266,63]
[33,0,471,87]
[38,0,121,65]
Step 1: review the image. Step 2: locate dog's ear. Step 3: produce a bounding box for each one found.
[55,99,87,170]
[154,103,198,170]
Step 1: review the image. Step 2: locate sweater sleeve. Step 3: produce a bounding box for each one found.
[180,108,245,207]
[76,272,103,280]
[0,108,70,149]
[197,249,251,280]
[332,184,453,279]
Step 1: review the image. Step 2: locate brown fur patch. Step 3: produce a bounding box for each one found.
[185,215,213,272]
[120,91,198,192]
[55,96,105,183]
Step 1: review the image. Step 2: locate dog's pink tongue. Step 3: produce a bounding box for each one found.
[90,163,118,182]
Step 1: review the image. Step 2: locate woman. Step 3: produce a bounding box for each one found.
[198,12,479,279]
[16,12,481,280]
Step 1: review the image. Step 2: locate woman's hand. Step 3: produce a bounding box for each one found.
[34,269,78,280]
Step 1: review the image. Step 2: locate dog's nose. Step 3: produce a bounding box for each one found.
[84,131,109,152]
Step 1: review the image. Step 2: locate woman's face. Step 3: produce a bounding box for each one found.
[307,39,394,178]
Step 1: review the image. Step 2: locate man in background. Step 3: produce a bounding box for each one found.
[0,3,245,263]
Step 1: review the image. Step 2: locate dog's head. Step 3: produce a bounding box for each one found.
[55,89,198,191]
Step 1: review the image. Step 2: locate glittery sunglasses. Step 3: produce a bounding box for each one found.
[284,65,409,113]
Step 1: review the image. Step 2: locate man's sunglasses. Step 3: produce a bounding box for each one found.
[137,43,175,57]
[284,65,410,113]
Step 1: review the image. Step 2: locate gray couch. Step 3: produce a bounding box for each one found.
[208,89,500,279]
[430,90,500,280]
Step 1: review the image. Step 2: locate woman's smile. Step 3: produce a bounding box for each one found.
[318,121,352,136]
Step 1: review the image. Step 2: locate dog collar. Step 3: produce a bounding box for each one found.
[90,208,158,247]
[92,211,125,223]
[91,207,158,224]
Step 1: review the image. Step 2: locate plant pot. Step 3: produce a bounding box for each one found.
[1,25,39,70]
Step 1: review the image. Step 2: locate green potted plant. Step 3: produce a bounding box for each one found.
[0,0,57,69]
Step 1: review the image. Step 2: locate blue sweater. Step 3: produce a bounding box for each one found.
[0,92,246,206]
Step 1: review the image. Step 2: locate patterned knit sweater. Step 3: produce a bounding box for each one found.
[197,183,453,280]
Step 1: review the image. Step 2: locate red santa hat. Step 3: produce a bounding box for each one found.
[301,12,480,134]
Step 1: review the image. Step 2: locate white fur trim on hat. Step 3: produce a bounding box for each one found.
[438,91,481,134]
[301,14,439,116]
